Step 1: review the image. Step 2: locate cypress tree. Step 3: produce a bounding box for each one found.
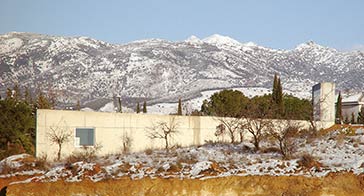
[358,107,364,124]
[276,77,284,116]
[351,112,356,124]
[136,102,140,113]
[335,92,342,123]
[76,100,81,111]
[272,74,278,103]
[344,116,349,124]
[143,101,147,113]
[118,97,122,113]
[177,98,182,115]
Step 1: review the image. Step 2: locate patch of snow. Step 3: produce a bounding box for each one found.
[99,102,116,112]
[0,38,23,54]
[203,34,241,47]
[190,161,212,176]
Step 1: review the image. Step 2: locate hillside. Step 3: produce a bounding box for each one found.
[1,32,364,111]
[1,127,364,195]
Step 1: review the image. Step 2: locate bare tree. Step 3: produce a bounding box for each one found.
[121,133,133,154]
[216,117,243,143]
[245,118,272,150]
[47,126,72,161]
[268,120,301,158]
[146,117,180,152]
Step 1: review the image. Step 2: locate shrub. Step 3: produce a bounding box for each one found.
[176,153,198,164]
[144,148,153,155]
[66,144,102,163]
[297,154,322,170]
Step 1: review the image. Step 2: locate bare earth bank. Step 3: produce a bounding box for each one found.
[5,173,364,196]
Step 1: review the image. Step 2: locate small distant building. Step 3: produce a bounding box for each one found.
[341,93,364,122]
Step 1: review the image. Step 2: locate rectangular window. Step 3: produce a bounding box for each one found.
[75,128,95,146]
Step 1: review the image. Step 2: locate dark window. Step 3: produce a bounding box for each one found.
[75,128,94,146]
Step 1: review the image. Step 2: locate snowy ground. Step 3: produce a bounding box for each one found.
[1,127,364,185]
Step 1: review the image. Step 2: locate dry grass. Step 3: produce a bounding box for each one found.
[297,154,322,170]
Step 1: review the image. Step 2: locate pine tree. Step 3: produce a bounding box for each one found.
[335,92,343,123]
[351,113,356,124]
[118,97,122,113]
[177,98,182,115]
[143,101,147,113]
[358,107,364,124]
[136,102,140,113]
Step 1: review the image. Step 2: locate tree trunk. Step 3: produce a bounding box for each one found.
[253,135,259,150]
[57,143,62,161]
[239,132,244,143]
[165,135,169,152]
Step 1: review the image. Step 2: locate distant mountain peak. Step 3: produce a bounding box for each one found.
[185,35,202,44]
[295,41,324,50]
[202,34,241,46]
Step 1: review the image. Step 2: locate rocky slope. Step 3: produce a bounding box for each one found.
[0,32,363,109]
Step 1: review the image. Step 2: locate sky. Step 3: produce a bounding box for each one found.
[0,0,363,50]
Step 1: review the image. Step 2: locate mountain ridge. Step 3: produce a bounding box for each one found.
[1,32,363,111]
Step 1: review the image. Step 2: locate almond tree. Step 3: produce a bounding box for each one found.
[268,120,301,158]
[146,117,180,152]
[245,118,272,150]
[216,117,243,143]
[47,126,72,160]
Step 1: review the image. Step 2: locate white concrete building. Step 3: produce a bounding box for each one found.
[312,82,336,124]
[36,109,318,160]
[341,93,364,122]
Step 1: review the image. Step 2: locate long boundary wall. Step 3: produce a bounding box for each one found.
[36,109,333,160]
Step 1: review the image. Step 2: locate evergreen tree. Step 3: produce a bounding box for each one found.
[37,92,51,109]
[0,96,35,159]
[271,74,284,118]
[24,87,33,105]
[272,74,278,103]
[136,102,140,113]
[143,101,147,113]
[276,77,284,116]
[118,97,122,113]
[344,116,350,124]
[335,92,343,123]
[76,100,81,111]
[177,98,182,115]
[358,107,364,124]
[13,84,21,101]
[47,89,57,109]
[6,88,12,99]
[351,113,356,124]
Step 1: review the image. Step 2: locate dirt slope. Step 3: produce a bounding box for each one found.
[5,173,364,196]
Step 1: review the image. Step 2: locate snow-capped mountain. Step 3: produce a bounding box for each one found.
[0,32,363,111]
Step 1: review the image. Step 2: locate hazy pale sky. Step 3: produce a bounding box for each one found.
[0,0,363,50]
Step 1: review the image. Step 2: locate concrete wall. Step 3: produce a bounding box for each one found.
[36,109,332,160]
